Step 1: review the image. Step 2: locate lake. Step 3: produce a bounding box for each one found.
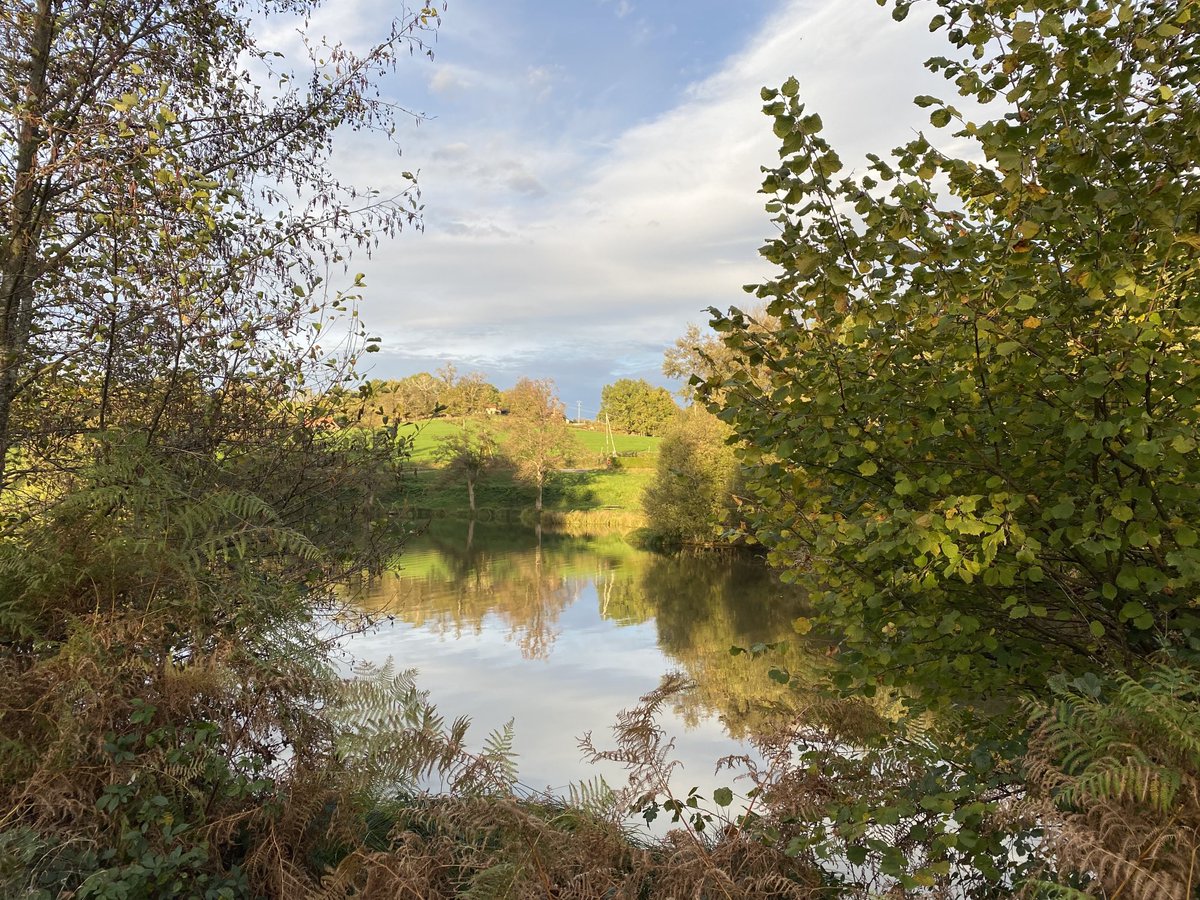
[341,520,817,816]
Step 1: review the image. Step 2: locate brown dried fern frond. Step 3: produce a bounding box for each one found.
[1021,662,1200,900]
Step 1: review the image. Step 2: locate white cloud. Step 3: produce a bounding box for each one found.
[429,63,478,95]
[525,65,557,88]
[339,0,977,401]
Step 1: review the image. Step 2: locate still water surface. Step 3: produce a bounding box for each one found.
[342,521,813,803]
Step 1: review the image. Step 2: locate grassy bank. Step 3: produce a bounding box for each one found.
[400,465,654,533]
[393,418,660,532]
[404,418,659,461]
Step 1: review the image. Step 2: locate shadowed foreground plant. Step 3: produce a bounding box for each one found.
[1021,661,1200,900]
[0,437,517,898]
[580,673,830,899]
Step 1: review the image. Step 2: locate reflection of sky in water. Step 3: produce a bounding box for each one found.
[340,525,809,826]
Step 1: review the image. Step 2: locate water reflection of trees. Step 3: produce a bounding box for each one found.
[596,550,823,738]
[351,524,824,733]
[352,523,632,660]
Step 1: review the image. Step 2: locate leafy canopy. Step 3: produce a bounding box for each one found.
[599,378,679,436]
[706,0,1200,710]
[642,407,739,545]
[503,378,574,509]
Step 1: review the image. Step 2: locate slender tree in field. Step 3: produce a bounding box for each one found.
[504,377,573,511]
[434,424,498,514]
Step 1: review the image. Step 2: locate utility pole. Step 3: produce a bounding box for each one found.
[577,400,582,423]
[604,412,616,458]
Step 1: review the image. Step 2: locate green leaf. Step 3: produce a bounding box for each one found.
[800,113,823,134]
[1119,601,1147,622]
[1049,500,1075,520]
[1117,569,1141,591]
[713,787,734,807]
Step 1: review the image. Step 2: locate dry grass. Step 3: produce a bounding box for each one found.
[534,508,647,534]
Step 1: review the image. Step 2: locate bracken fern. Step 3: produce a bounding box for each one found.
[1022,661,1200,899]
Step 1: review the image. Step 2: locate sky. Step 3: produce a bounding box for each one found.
[302,0,963,413]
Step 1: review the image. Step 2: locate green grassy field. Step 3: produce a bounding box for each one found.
[402,418,659,462]
[386,417,660,530]
[568,426,658,456]
[402,465,655,512]
[404,419,470,461]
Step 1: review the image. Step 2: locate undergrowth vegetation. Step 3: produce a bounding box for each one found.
[4,0,1200,894]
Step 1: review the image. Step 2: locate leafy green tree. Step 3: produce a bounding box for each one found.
[0,0,453,893]
[642,406,738,545]
[0,0,436,484]
[504,378,573,511]
[599,378,678,436]
[433,424,499,514]
[442,371,502,418]
[708,0,1200,714]
[698,5,1200,893]
[392,372,443,419]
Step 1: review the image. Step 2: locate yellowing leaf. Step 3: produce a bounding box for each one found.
[1023,316,1041,329]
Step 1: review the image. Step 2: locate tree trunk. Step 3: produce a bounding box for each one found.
[535,472,543,511]
[466,473,476,513]
[0,0,54,486]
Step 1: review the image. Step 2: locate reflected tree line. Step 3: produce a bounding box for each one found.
[351,522,825,737]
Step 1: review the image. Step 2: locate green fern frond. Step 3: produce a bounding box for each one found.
[566,775,618,819]
[478,719,518,790]
[1024,880,1099,899]
[1028,661,1200,900]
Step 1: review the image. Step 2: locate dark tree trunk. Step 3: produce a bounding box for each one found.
[0,0,54,485]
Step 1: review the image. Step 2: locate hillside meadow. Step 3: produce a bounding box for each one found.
[384,417,661,530]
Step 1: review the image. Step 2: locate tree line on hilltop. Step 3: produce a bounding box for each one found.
[338,364,681,438]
